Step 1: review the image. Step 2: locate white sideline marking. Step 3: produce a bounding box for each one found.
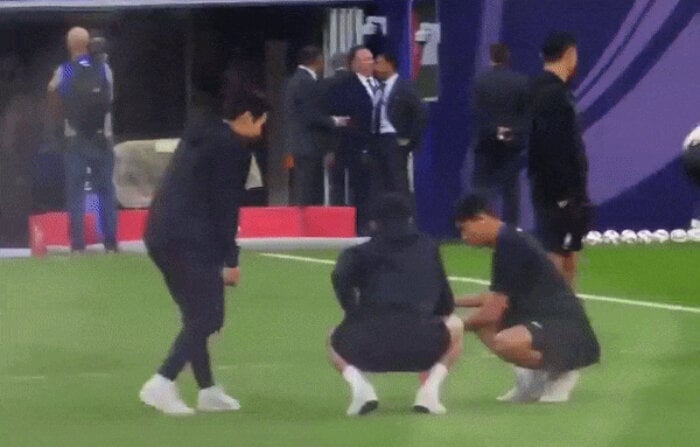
[6,375,47,382]
[261,253,336,265]
[259,253,700,314]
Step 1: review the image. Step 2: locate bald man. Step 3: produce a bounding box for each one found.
[48,27,118,253]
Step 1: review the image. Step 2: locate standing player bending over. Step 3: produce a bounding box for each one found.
[454,195,600,402]
[139,79,269,416]
[329,194,464,416]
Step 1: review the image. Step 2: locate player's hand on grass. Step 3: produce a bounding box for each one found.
[222,267,240,287]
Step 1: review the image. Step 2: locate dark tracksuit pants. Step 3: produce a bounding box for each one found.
[148,244,225,389]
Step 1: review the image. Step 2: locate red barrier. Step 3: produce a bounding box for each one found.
[117,210,149,241]
[28,206,356,256]
[303,207,356,237]
[238,207,304,238]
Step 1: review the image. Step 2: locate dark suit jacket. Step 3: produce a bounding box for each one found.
[472,65,530,145]
[385,77,428,150]
[283,67,335,158]
[330,73,374,156]
[314,69,354,155]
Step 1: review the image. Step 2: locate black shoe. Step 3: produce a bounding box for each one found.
[359,400,378,416]
[104,242,120,253]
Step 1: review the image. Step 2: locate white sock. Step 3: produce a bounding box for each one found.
[424,363,448,391]
[342,366,368,391]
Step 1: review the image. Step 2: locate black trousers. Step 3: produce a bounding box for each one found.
[472,139,524,226]
[148,245,225,389]
[373,134,411,197]
[345,149,379,235]
[292,155,324,206]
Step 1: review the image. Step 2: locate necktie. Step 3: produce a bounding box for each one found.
[372,81,385,134]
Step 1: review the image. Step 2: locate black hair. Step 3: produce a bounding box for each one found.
[541,32,577,62]
[489,43,510,65]
[221,70,269,120]
[376,52,399,70]
[347,45,370,67]
[370,193,413,224]
[297,45,322,66]
[454,194,489,222]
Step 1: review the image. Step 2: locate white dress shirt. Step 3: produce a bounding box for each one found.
[379,73,399,134]
[298,65,318,81]
[356,73,377,99]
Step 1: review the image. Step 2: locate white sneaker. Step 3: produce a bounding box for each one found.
[497,367,546,403]
[539,370,580,403]
[197,386,241,412]
[139,374,195,416]
[413,385,447,415]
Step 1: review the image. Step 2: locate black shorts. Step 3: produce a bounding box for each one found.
[525,318,600,373]
[534,203,592,253]
[331,312,450,372]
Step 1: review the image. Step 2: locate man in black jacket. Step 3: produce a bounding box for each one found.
[329,194,464,416]
[284,45,347,205]
[373,53,428,197]
[139,82,269,416]
[471,43,529,225]
[317,52,354,205]
[529,32,592,287]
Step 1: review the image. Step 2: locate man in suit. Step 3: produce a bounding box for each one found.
[470,43,530,226]
[373,53,428,197]
[331,45,379,234]
[284,45,347,205]
[317,52,354,205]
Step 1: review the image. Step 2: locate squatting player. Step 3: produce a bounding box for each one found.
[329,194,464,416]
[454,195,600,402]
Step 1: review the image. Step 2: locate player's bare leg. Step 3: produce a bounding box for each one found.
[471,322,548,402]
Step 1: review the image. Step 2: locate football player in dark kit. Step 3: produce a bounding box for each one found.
[454,195,600,403]
[529,32,592,287]
[328,194,464,416]
[138,78,269,416]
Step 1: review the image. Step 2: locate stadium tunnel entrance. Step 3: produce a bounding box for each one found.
[0,1,385,247]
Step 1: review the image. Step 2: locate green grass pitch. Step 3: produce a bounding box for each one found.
[1,244,699,446]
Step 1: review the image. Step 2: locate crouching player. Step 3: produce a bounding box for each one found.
[454,195,600,402]
[329,194,463,416]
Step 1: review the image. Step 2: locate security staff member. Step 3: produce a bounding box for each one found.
[529,32,592,287]
[471,43,529,225]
